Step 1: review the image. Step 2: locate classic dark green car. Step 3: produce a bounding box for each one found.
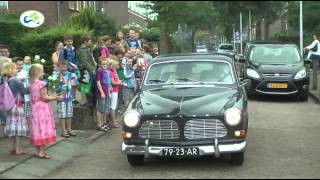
[121,53,249,166]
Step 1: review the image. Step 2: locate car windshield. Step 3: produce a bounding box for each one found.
[197,45,207,49]
[219,45,233,51]
[145,60,235,85]
[249,45,301,64]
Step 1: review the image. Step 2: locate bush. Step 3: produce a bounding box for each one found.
[0,11,30,55]
[68,8,117,40]
[16,25,93,73]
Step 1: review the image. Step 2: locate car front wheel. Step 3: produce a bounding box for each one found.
[297,91,309,101]
[127,155,144,166]
[230,152,245,165]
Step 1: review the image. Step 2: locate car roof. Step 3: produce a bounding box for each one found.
[247,41,297,45]
[151,53,234,64]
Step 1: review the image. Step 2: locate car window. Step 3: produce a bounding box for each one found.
[249,45,301,64]
[219,45,233,51]
[145,61,234,85]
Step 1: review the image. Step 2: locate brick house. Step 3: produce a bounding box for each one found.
[0,1,128,28]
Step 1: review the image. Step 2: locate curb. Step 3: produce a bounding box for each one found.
[309,90,320,104]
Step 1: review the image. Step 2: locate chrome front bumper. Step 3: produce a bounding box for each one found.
[122,139,247,158]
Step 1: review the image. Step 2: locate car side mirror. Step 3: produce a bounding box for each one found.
[239,78,251,89]
[304,59,311,65]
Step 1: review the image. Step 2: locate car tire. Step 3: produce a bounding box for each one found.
[230,152,245,166]
[298,92,309,101]
[127,155,144,166]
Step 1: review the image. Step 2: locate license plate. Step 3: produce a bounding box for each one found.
[267,83,288,89]
[162,147,199,157]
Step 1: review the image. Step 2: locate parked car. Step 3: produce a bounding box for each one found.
[121,53,249,166]
[238,42,310,101]
[196,45,208,53]
[217,43,235,60]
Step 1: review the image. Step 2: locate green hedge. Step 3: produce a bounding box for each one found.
[0,11,29,55]
[16,25,93,73]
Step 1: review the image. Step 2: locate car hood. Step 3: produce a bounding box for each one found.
[250,61,303,74]
[131,86,241,117]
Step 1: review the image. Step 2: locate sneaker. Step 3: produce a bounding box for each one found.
[111,123,121,128]
[73,100,80,105]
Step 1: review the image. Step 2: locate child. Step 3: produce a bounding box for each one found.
[14,57,32,132]
[123,57,136,107]
[2,62,29,155]
[96,57,112,131]
[29,64,62,159]
[54,60,78,138]
[77,35,97,106]
[109,58,125,128]
[23,56,32,72]
[59,36,80,105]
[115,49,125,108]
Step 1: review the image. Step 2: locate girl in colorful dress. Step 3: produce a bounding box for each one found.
[29,64,62,159]
[2,62,29,155]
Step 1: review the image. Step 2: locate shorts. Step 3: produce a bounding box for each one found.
[111,92,118,110]
[24,101,32,118]
[58,101,73,119]
[81,83,92,93]
[96,98,110,113]
[123,88,134,103]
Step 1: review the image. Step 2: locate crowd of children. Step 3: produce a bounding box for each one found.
[0,29,159,159]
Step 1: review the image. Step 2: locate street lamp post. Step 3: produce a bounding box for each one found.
[299,1,303,55]
[240,12,243,55]
[233,24,236,52]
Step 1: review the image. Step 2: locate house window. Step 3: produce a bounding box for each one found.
[0,1,8,9]
[69,1,76,10]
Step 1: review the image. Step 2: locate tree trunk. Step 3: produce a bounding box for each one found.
[159,15,173,54]
[256,21,262,41]
[191,30,196,52]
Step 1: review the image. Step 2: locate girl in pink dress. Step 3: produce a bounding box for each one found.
[29,64,62,159]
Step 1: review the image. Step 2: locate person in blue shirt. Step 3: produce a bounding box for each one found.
[59,36,80,105]
[126,29,140,49]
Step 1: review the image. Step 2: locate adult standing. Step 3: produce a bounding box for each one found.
[116,31,128,53]
[0,44,11,58]
[51,41,64,73]
[126,29,140,49]
[135,31,142,49]
[304,34,320,90]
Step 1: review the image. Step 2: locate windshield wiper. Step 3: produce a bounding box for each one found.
[148,79,166,83]
[176,77,198,82]
[176,77,205,84]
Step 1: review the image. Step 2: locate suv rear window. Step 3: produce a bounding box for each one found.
[249,45,301,64]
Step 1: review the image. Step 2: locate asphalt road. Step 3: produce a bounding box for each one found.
[45,96,320,179]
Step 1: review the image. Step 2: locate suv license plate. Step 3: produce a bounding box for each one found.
[162,147,200,157]
[267,83,288,89]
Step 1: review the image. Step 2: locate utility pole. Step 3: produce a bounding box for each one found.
[299,1,303,55]
[233,24,236,51]
[249,10,252,42]
[240,12,243,55]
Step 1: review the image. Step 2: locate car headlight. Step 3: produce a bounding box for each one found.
[246,69,260,79]
[123,110,140,128]
[294,68,307,80]
[224,108,242,126]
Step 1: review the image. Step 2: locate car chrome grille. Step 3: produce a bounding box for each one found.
[263,73,292,78]
[184,119,227,139]
[139,120,180,140]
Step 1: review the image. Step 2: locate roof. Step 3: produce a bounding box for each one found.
[128,8,147,21]
[248,41,296,45]
[150,53,234,64]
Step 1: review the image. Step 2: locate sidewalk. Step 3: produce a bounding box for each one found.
[0,98,118,178]
[309,70,320,104]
